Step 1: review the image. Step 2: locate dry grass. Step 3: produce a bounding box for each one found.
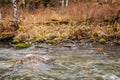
[0,2,120,42]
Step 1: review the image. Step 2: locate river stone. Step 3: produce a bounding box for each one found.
[102,73,120,80]
[92,77,104,80]
[12,54,52,66]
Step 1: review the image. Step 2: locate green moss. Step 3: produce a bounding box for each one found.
[46,37,62,44]
[53,37,62,41]
[11,40,21,44]
[15,43,30,48]
[99,38,106,44]
[46,40,56,44]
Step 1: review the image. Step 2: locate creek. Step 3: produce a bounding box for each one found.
[0,41,120,80]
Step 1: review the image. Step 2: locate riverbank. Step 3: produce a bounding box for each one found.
[0,2,120,45]
[1,23,120,46]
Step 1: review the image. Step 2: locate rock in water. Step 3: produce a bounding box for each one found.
[13,54,52,65]
[102,73,120,80]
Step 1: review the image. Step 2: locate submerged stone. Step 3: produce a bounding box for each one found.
[14,54,44,64]
[12,54,52,66]
[95,48,104,54]
[102,73,120,80]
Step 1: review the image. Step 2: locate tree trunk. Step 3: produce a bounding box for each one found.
[0,9,2,24]
[62,0,65,7]
[66,0,69,6]
[22,0,26,8]
[55,0,59,8]
[12,0,18,29]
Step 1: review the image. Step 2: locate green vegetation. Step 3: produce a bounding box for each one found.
[15,43,30,49]
[46,37,62,44]
[99,38,106,44]
[11,40,21,44]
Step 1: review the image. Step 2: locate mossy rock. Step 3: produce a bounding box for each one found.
[15,43,30,49]
[46,37,62,44]
[53,37,62,41]
[11,40,22,44]
[99,38,106,44]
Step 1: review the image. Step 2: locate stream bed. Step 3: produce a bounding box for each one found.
[0,42,120,80]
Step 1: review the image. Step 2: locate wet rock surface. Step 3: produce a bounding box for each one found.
[0,42,120,80]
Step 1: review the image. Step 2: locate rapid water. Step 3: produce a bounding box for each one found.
[0,42,120,80]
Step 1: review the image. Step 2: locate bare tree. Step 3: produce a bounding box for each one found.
[61,0,69,7]
[55,0,59,8]
[62,0,65,7]
[66,0,69,6]
[12,0,18,29]
[0,9,2,24]
[22,0,26,8]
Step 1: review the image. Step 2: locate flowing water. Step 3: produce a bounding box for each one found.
[0,41,120,80]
